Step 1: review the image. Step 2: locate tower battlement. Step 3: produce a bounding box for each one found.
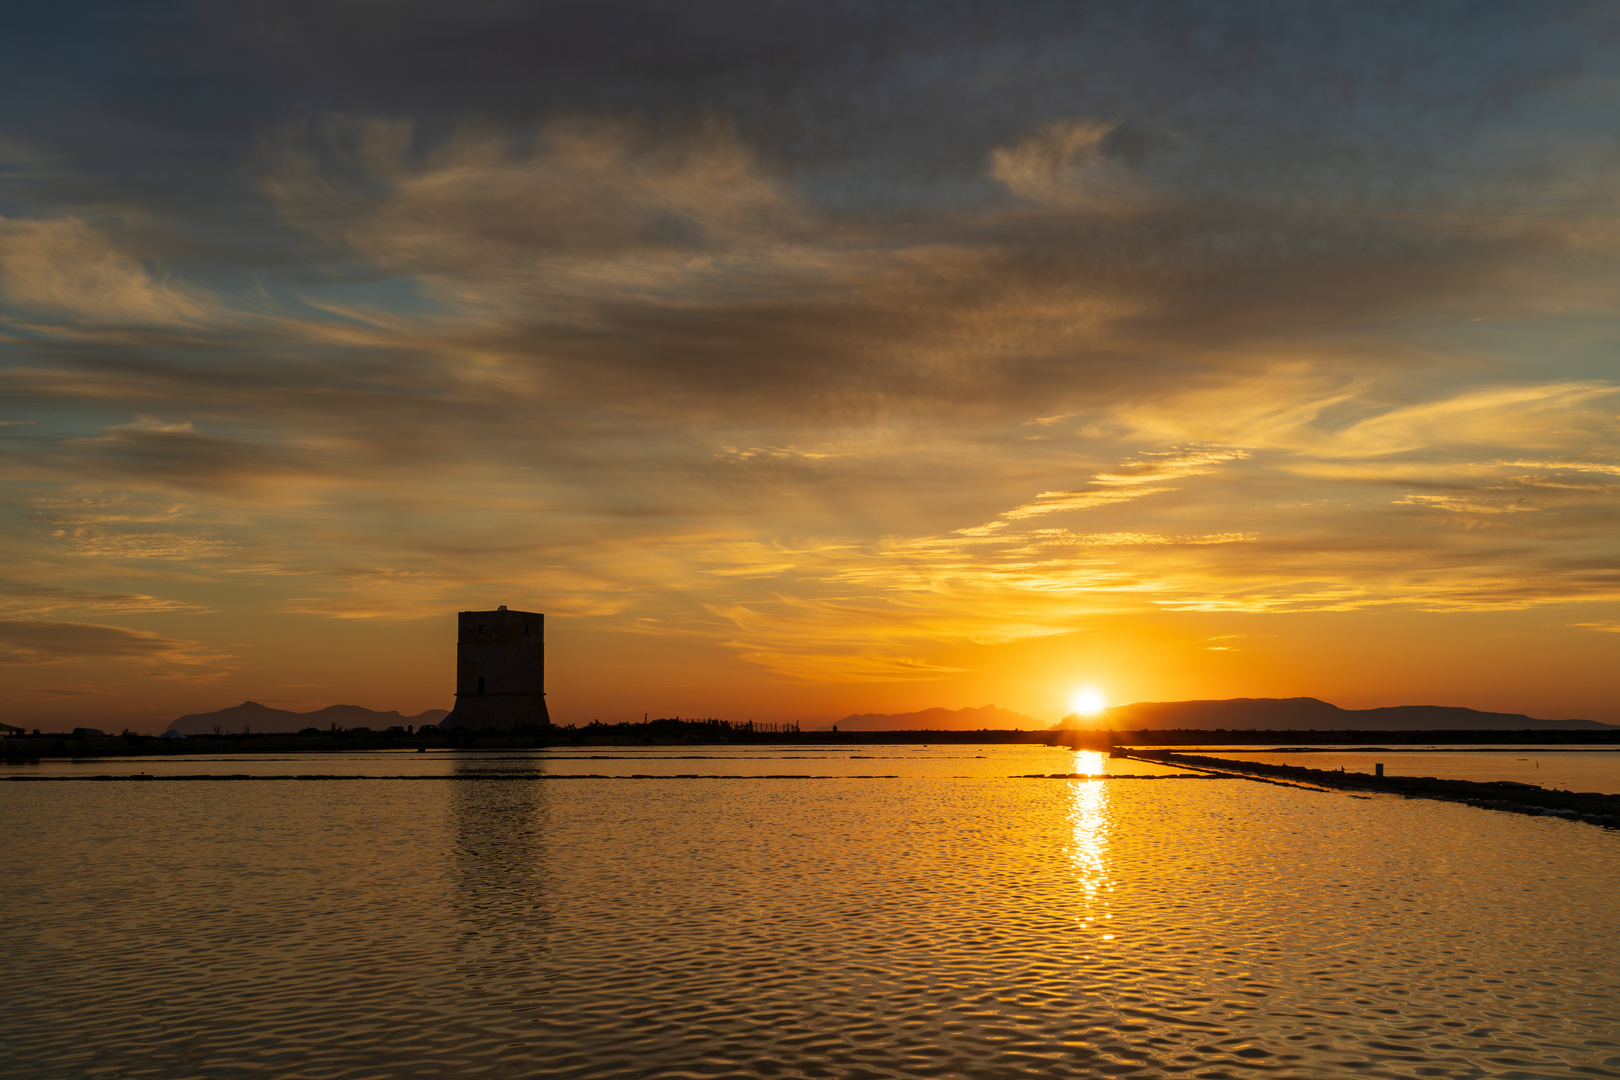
[443,605,551,730]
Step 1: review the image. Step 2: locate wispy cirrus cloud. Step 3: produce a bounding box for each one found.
[0,619,228,666]
[990,120,1158,215]
[1002,487,1176,519]
[0,579,203,616]
[0,217,209,326]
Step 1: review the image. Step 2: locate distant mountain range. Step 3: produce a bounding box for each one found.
[1055,697,1613,731]
[165,701,450,736]
[163,695,1612,736]
[820,704,1042,731]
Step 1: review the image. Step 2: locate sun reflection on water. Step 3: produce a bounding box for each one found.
[1072,750,1107,776]
[1068,754,1113,941]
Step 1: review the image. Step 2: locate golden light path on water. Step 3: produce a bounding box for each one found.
[1069,750,1115,945]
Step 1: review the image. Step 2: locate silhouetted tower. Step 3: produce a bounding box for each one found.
[444,606,552,730]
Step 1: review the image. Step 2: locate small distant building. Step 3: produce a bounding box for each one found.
[443,606,552,731]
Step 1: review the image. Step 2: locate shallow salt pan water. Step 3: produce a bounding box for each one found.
[0,744,1170,780]
[3,747,1618,1079]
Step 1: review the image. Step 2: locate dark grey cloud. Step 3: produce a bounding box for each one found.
[0,2,1598,231]
[203,2,1586,178]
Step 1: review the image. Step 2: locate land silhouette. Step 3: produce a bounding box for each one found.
[164,701,449,736]
[154,696,1613,737]
[1056,697,1613,732]
[823,705,1040,731]
[827,698,1611,732]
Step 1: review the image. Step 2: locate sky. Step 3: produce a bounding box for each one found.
[3,1,1619,731]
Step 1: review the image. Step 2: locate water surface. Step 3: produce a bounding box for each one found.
[4,745,1617,1079]
[0,745,1180,780]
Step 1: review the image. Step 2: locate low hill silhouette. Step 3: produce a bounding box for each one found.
[1053,697,1612,731]
[822,704,1040,731]
[165,701,450,736]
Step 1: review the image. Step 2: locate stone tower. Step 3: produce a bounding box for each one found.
[443,606,552,730]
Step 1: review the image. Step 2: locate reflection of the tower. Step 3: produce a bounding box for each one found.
[1068,751,1114,940]
[448,758,553,989]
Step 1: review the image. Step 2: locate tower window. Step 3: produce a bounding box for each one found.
[477,676,486,693]
[478,624,487,633]
[523,624,530,634]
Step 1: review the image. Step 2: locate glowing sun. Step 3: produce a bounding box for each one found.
[1070,688,1106,716]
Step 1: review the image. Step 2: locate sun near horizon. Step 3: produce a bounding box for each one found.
[1070,689,1107,717]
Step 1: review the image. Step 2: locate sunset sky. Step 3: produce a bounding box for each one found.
[4,1,1619,731]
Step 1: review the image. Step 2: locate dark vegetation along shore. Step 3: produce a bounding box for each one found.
[6,716,1620,759]
[1112,749,1620,829]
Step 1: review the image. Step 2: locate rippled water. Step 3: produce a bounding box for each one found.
[4,746,1619,1079]
[4,744,1154,780]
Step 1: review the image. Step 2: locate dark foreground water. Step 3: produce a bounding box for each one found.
[3,746,1618,1079]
